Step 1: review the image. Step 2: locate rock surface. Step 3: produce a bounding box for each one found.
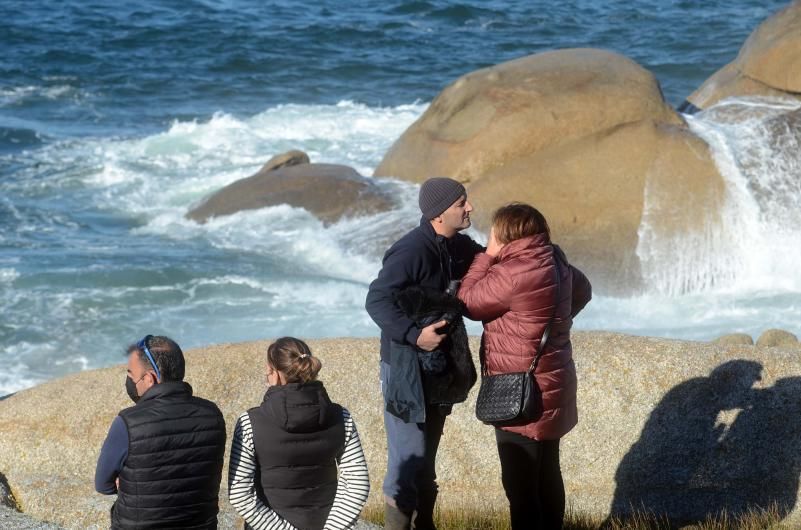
[2,333,801,527]
[374,49,724,291]
[259,149,311,172]
[0,506,62,530]
[685,1,801,109]
[375,48,682,185]
[1,474,61,530]
[756,328,799,348]
[712,333,754,346]
[187,162,394,225]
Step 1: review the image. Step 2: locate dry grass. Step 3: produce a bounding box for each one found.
[362,501,789,529]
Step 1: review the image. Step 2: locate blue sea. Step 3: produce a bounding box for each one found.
[1,0,798,395]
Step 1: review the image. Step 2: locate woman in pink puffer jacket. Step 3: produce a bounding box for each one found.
[458,203,591,530]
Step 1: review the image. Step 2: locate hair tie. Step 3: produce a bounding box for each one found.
[298,353,310,359]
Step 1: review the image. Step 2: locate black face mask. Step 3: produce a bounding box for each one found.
[126,375,141,403]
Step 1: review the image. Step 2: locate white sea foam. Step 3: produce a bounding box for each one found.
[0,268,19,283]
[577,290,801,341]
[638,97,801,296]
[69,101,427,288]
[0,84,80,106]
[0,342,59,396]
[76,100,425,217]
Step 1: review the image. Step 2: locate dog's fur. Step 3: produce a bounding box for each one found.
[394,285,477,405]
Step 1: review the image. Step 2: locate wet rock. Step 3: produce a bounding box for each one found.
[187,163,394,225]
[259,149,310,172]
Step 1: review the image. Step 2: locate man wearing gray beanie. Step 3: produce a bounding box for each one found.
[365,177,483,530]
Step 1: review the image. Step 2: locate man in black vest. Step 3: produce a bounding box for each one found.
[95,335,226,529]
[366,177,483,530]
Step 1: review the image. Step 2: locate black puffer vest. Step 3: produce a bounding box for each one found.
[248,381,345,530]
[113,381,226,530]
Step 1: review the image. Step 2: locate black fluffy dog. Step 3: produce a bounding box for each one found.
[394,285,477,405]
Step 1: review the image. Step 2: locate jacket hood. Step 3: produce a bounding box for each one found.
[260,380,338,433]
[496,233,551,262]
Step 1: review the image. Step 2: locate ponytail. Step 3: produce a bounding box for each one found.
[267,337,322,384]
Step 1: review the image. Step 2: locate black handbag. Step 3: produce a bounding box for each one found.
[474,255,561,426]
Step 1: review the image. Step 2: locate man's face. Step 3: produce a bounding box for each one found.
[127,353,156,398]
[435,194,473,235]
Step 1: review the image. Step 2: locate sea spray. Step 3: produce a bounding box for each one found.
[637,97,801,296]
[0,101,430,395]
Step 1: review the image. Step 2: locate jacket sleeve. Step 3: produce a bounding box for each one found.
[228,413,298,530]
[324,409,370,530]
[456,252,514,322]
[365,244,423,346]
[94,415,128,495]
[570,264,592,317]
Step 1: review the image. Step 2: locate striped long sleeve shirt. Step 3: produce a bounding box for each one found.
[228,408,370,530]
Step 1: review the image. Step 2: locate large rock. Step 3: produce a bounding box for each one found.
[685,1,801,110]
[756,328,799,348]
[375,48,682,185]
[187,162,394,225]
[374,49,723,291]
[713,333,754,346]
[2,334,801,528]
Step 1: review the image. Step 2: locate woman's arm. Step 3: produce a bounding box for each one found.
[457,252,514,321]
[228,413,298,530]
[570,264,592,317]
[324,409,370,530]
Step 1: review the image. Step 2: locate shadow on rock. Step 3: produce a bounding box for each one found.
[609,359,801,525]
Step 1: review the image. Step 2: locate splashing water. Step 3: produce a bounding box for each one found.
[637,97,801,296]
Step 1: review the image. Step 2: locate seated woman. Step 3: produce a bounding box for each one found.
[228,337,370,530]
[457,203,591,530]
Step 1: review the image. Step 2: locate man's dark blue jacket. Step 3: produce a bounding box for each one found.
[365,217,483,364]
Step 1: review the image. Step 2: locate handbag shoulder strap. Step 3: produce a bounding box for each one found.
[528,251,562,375]
[478,247,563,375]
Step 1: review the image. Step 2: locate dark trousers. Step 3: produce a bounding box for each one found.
[495,428,565,530]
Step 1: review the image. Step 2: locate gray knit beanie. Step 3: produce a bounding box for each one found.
[418,177,466,219]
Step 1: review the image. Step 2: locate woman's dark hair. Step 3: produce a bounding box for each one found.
[267,337,322,384]
[491,202,550,245]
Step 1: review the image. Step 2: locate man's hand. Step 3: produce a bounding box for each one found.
[416,320,448,351]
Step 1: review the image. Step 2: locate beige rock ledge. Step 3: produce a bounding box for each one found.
[2,333,801,528]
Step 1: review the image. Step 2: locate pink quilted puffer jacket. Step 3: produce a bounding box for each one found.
[458,233,591,440]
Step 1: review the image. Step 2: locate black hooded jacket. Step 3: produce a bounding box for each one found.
[247,381,345,530]
[365,217,483,363]
[366,218,482,423]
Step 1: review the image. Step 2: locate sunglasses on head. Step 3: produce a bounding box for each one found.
[137,334,162,382]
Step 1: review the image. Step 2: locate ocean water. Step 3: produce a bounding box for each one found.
[1,0,797,395]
